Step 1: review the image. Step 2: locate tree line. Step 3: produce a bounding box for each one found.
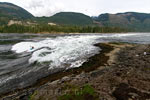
[0,24,129,33]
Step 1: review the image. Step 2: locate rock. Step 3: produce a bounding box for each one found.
[144,52,147,55]
[50,80,59,85]
[136,54,139,57]
[62,76,70,81]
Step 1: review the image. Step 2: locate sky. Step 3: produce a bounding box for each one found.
[0,0,150,17]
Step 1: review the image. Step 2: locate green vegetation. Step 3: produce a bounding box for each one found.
[93,12,150,32]
[0,2,33,26]
[0,24,128,33]
[58,84,98,100]
[35,12,94,26]
[0,2,33,20]
[29,91,37,100]
[48,12,94,26]
[1,2,150,32]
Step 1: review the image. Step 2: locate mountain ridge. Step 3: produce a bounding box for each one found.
[94,12,150,31]
[0,2,33,19]
[1,2,150,31]
[35,12,94,26]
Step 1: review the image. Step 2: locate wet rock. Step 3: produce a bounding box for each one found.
[113,83,150,100]
[2,43,150,100]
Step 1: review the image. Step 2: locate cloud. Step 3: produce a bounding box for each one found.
[0,0,150,17]
[23,0,64,17]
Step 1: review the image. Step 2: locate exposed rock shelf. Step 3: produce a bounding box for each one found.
[2,43,150,100]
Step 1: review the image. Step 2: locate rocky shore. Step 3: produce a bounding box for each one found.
[2,43,150,100]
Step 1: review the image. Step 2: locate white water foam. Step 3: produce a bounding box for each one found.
[11,33,137,69]
[12,35,102,69]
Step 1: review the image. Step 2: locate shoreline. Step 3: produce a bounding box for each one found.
[29,43,150,100]
[0,43,115,99]
[0,32,139,34]
[2,42,150,100]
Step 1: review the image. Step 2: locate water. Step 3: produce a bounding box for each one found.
[0,33,150,94]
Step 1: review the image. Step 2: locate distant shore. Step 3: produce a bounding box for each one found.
[0,24,129,34]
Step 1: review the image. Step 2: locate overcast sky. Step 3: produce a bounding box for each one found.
[0,0,150,17]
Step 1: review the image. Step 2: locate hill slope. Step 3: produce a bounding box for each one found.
[0,2,34,25]
[36,12,94,26]
[0,2,33,19]
[94,12,150,31]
